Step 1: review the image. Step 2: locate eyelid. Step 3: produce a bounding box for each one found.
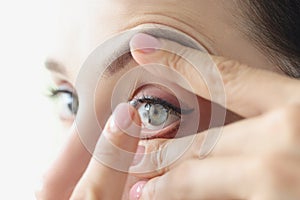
[129,84,193,112]
[49,88,73,98]
[49,83,77,96]
[130,95,193,115]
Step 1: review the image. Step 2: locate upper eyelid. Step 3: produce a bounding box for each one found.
[130,84,193,111]
[130,96,194,115]
[49,83,77,96]
[50,89,73,96]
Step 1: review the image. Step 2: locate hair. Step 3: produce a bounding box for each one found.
[237,0,300,78]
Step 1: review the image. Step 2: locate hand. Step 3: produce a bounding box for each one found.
[128,33,300,199]
[36,103,141,200]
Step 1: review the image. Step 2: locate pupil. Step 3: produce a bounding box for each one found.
[67,94,78,115]
[148,104,168,126]
[68,102,72,112]
[137,103,169,129]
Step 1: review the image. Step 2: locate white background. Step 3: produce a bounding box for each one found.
[0,0,65,199]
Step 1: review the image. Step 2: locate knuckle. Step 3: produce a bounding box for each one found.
[165,44,199,76]
[166,49,187,71]
[253,155,277,177]
[215,59,252,106]
[251,155,286,190]
[250,154,299,198]
[266,105,300,147]
[278,104,300,123]
[216,59,244,86]
[252,154,295,191]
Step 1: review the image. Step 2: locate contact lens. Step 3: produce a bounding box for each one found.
[137,103,169,127]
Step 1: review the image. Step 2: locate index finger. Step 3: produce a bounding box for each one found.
[71,103,141,200]
[129,33,300,117]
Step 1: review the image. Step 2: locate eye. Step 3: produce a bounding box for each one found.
[130,95,193,136]
[130,96,179,131]
[49,86,79,121]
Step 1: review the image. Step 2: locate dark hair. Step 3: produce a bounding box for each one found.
[238,0,300,78]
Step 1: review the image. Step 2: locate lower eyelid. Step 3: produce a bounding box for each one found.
[141,120,180,139]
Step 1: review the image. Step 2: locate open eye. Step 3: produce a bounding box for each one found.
[49,86,79,121]
[130,96,181,131]
[129,93,194,139]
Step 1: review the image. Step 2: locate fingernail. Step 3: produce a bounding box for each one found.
[130,33,161,54]
[130,181,147,200]
[131,145,145,166]
[110,103,134,133]
[110,103,141,139]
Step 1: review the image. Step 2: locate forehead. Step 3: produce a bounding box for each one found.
[58,0,231,41]
[50,1,276,82]
[52,1,230,64]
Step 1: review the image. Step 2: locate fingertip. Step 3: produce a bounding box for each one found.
[129,181,148,200]
[128,103,142,129]
[90,103,143,174]
[112,103,139,130]
[110,103,141,138]
[129,33,162,54]
[102,103,142,153]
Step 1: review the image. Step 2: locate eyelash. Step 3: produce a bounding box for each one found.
[129,95,194,116]
[49,88,72,97]
[48,87,79,116]
[48,86,192,131]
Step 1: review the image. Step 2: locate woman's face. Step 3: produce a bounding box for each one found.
[47,0,282,123]
[46,0,282,198]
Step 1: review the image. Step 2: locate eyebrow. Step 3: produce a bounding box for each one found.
[45,27,207,78]
[45,53,132,79]
[101,52,133,78]
[44,59,67,75]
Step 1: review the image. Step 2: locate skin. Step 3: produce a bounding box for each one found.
[38,0,300,199]
[130,36,300,199]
